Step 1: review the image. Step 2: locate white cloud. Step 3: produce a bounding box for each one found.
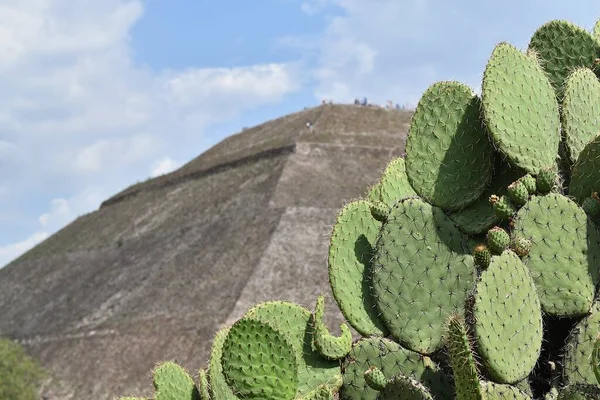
[150,157,180,178]
[0,0,301,267]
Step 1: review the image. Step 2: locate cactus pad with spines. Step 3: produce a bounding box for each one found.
[512,193,600,317]
[482,42,560,174]
[556,384,600,400]
[208,327,236,400]
[364,366,387,392]
[340,337,451,400]
[561,68,600,164]
[405,81,493,211]
[519,174,537,194]
[152,362,200,400]
[446,315,483,400]
[369,201,389,222]
[372,197,477,354]
[244,301,342,395]
[510,236,532,258]
[491,195,518,220]
[221,318,299,400]
[487,226,510,255]
[378,373,434,400]
[328,200,387,337]
[448,159,520,235]
[473,244,491,269]
[198,368,210,400]
[536,167,557,194]
[528,20,600,101]
[375,157,417,207]
[480,382,533,400]
[569,135,600,201]
[593,333,600,385]
[582,194,600,219]
[563,303,600,387]
[508,180,529,206]
[311,295,352,361]
[473,250,543,383]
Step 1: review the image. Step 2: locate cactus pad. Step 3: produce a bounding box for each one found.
[375,157,417,207]
[512,193,600,316]
[244,301,342,395]
[519,174,537,194]
[487,226,510,255]
[536,167,557,194]
[198,368,210,400]
[569,135,600,200]
[311,295,352,360]
[372,197,476,354]
[448,159,520,235]
[221,318,299,399]
[473,250,543,383]
[561,68,600,164]
[364,366,387,391]
[582,194,600,219]
[405,81,493,211]
[480,382,533,400]
[152,362,200,400]
[508,180,529,206]
[557,384,600,400]
[369,201,389,222]
[528,20,600,101]
[328,200,387,336]
[379,374,434,400]
[340,337,451,400]
[446,315,483,400]
[208,327,237,400]
[473,244,491,269]
[482,42,560,174]
[563,303,600,386]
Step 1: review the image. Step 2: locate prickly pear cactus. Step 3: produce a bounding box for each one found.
[117,15,600,400]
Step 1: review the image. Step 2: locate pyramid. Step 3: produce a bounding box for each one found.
[0,103,412,400]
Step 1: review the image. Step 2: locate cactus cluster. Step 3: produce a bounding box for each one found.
[118,17,600,400]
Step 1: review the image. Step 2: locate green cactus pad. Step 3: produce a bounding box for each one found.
[537,167,557,194]
[557,384,600,400]
[528,20,600,101]
[244,301,342,395]
[153,362,200,400]
[507,180,529,206]
[486,226,510,255]
[221,318,299,400]
[405,81,493,211]
[595,19,600,40]
[198,368,210,400]
[340,337,451,400]
[569,135,600,200]
[208,327,237,400]
[563,303,600,386]
[379,373,434,400]
[363,366,387,391]
[593,333,600,385]
[446,315,483,400]
[311,295,352,360]
[480,382,533,400]
[582,194,600,219]
[376,157,417,207]
[490,195,517,220]
[561,68,600,164]
[512,193,600,316]
[519,174,537,194]
[328,200,388,337]
[473,244,491,269]
[448,159,521,235]
[473,250,543,383]
[372,197,477,354]
[510,236,532,258]
[366,183,380,204]
[369,201,389,222]
[482,42,560,174]
[302,385,335,400]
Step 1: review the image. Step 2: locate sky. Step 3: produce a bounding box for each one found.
[1,0,600,268]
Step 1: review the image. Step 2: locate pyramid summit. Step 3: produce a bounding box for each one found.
[0,103,412,400]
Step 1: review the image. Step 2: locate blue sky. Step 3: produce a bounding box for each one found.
[1,0,600,267]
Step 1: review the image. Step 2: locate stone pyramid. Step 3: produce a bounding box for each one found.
[0,103,412,400]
